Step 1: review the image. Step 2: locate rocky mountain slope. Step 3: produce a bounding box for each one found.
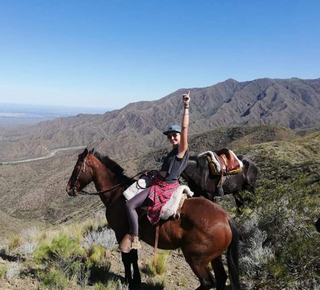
[0,125,319,290]
[1,77,320,162]
[0,124,301,239]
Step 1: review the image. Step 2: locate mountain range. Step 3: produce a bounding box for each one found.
[0,77,319,289]
[1,77,320,162]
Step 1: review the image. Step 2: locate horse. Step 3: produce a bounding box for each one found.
[66,148,240,290]
[181,154,258,211]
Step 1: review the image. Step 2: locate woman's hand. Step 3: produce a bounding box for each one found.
[182,90,190,107]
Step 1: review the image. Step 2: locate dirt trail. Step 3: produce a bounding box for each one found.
[0,146,85,164]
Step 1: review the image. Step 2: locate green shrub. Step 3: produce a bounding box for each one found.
[237,157,320,289]
[37,268,69,290]
[144,250,170,276]
[0,265,7,279]
[34,233,86,288]
[87,244,106,264]
[34,234,84,267]
[8,234,21,251]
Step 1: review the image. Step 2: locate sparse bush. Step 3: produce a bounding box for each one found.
[145,277,166,289]
[34,234,84,267]
[21,227,40,240]
[87,244,106,264]
[82,227,117,250]
[239,214,274,280]
[237,157,320,289]
[144,250,170,276]
[34,233,86,288]
[19,227,41,256]
[37,268,69,290]
[32,224,114,289]
[71,260,91,288]
[94,279,129,290]
[8,234,21,251]
[5,262,21,279]
[19,241,38,256]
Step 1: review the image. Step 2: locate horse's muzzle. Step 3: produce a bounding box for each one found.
[66,184,79,196]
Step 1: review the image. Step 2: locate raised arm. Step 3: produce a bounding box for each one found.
[177,91,190,158]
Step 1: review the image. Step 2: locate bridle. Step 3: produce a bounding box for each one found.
[73,155,143,196]
[76,156,87,181]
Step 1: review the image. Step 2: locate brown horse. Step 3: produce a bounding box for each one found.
[66,148,240,290]
[181,155,258,211]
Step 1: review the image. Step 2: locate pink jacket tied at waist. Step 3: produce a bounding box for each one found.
[147,177,179,225]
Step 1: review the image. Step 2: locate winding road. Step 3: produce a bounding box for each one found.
[0,146,85,165]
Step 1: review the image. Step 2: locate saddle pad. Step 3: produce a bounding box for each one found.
[198,149,243,175]
[160,185,193,220]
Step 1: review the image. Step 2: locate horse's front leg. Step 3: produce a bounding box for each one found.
[121,251,141,288]
[233,192,245,214]
[130,250,141,285]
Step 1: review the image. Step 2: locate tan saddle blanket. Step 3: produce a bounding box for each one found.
[198,149,243,175]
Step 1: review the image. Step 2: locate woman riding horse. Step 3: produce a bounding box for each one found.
[66,91,241,289]
[124,91,190,250]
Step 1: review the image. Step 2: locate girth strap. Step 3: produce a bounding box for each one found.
[153,224,160,267]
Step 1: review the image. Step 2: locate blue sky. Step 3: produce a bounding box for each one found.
[0,0,319,110]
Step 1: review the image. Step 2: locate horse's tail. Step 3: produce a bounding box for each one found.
[227,219,240,290]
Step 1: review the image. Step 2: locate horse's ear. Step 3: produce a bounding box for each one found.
[82,148,89,157]
[89,148,95,155]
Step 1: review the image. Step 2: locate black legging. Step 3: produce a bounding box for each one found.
[125,188,149,236]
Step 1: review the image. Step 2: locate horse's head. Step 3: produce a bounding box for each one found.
[66,148,95,196]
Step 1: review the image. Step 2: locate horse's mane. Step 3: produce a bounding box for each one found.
[189,155,207,170]
[189,155,198,161]
[93,151,126,177]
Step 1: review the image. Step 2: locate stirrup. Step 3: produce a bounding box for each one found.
[131,236,141,250]
[216,186,224,196]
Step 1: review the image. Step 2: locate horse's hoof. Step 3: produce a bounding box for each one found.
[129,280,141,289]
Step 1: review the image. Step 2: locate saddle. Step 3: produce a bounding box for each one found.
[198,149,243,176]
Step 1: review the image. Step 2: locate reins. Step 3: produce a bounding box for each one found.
[78,171,144,196]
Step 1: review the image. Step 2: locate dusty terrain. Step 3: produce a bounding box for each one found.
[0,240,217,290]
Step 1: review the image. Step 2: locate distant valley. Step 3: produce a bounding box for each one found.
[0,103,110,127]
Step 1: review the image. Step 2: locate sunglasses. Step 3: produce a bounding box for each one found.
[167,133,179,139]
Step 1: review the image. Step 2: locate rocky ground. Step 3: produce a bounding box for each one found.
[0,239,227,290]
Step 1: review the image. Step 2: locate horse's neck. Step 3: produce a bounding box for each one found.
[185,161,202,180]
[91,161,115,190]
[91,159,124,205]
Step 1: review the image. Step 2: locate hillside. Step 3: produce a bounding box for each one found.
[0,124,305,237]
[137,125,298,171]
[0,126,319,289]
[1,77,320,162]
